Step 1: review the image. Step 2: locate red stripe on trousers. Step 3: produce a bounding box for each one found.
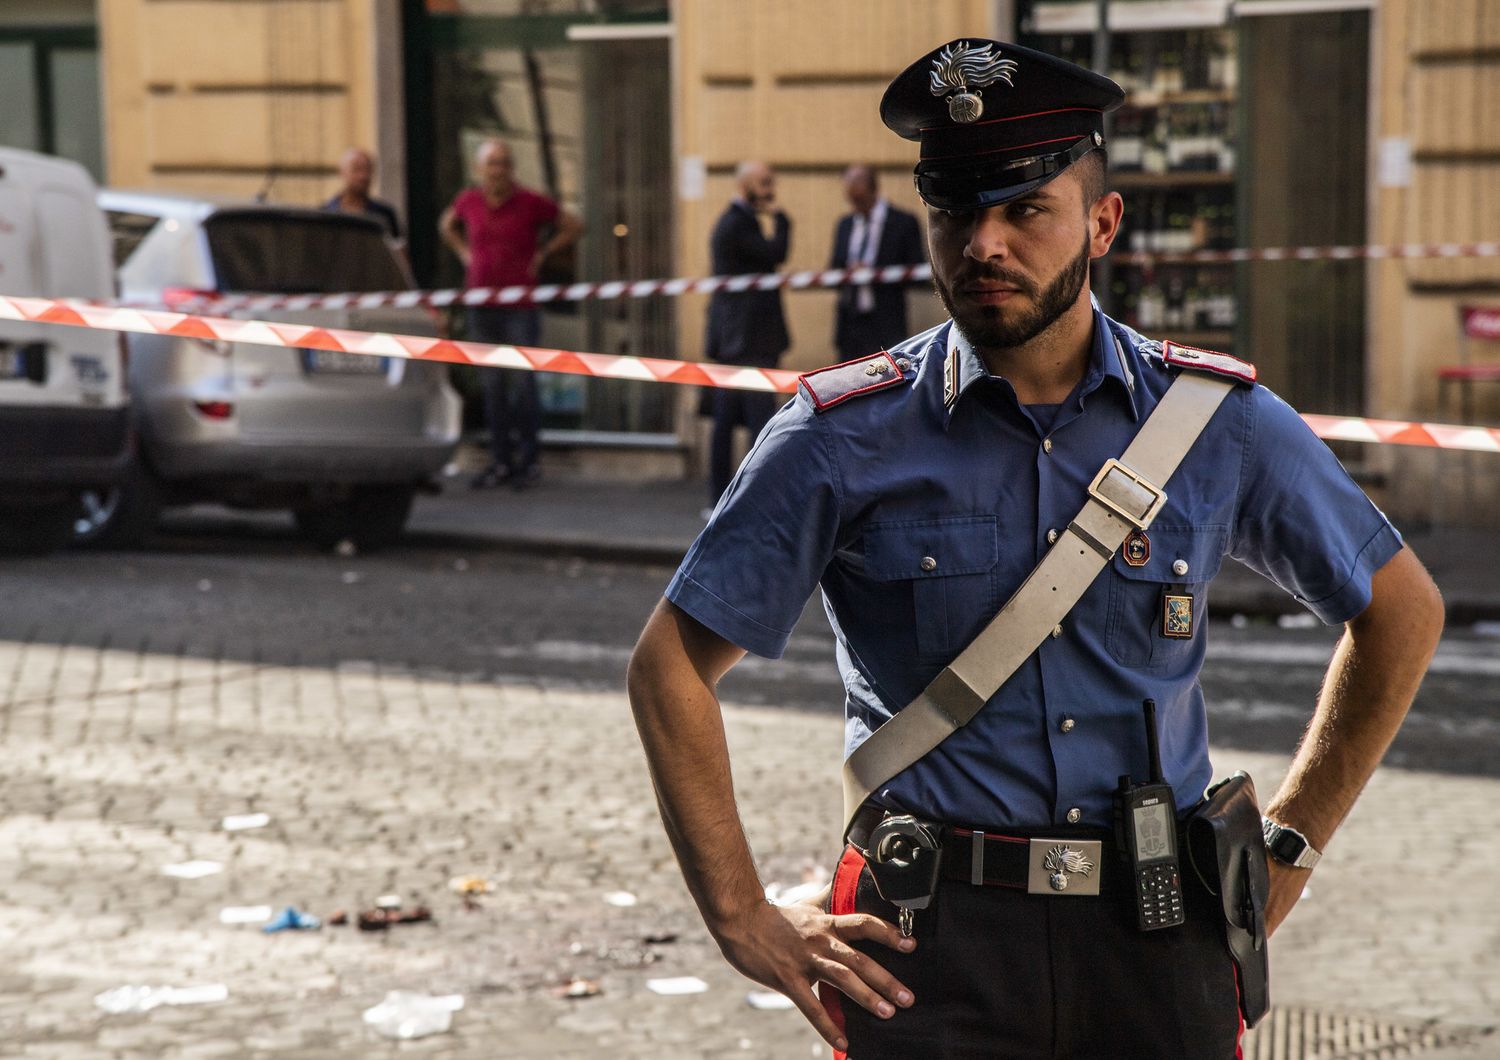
[823,845,866,1060]
[1233,959,1246,1058]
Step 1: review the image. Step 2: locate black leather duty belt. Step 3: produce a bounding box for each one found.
[848,804,1123,898]
[943,827,1121,897]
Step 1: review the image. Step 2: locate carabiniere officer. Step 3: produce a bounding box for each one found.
[627,38,1442,1059]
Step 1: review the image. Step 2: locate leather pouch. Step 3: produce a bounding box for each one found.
[1187,771,1270,1027]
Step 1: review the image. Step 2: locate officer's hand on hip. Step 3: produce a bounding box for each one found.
[1264,860,1313,937]
[712,898,916,1053]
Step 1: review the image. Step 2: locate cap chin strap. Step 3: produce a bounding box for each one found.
[841,369,1236,838]
[915,133,1101,212]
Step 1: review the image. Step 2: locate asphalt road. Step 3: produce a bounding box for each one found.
[7,509,1496,781]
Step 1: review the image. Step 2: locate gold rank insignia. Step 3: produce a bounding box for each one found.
[1162,592,1195,638]
[1123,529,1150,567]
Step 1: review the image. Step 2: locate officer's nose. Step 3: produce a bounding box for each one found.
[964,206,1012,264]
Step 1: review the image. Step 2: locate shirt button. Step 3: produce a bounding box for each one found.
[1042,438,1053,454]
[1046,528,1059,545]
[1066,807,1082,824]
[1051,624,1062,639]
[1172,559,1190,577]
[920,556,937,572]
[1059,716,1075,733]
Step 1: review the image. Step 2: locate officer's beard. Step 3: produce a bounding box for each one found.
[936,233,1092,352]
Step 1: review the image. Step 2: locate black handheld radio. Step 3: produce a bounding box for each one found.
[1115,699,1185,931]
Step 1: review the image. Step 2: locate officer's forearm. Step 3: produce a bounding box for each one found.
[1265,547,1443,851]
[627,602,764,934]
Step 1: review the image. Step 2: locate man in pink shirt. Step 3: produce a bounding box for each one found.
[439,138,581,489]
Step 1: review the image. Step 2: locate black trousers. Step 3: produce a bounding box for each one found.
[822,845,1244,1060]
[467,308,542,474]
[708,388,777,504]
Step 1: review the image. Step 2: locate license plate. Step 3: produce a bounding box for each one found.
[301,348,387,375]
[0,348,26,379]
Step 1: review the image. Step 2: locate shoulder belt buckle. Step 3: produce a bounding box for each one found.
[1087,459,1167,531]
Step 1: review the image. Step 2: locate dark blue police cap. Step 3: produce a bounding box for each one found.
[881,39,1125,212]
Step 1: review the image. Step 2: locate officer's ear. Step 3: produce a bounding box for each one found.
[1089,191,1124,261]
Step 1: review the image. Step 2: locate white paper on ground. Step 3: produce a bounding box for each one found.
[646,976,709,996]
[162,860,224,879]
[746,991,796,1010]
[219,905,273,924]
[222,812,270,831]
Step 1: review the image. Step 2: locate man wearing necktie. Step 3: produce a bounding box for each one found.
[829,165,927,361]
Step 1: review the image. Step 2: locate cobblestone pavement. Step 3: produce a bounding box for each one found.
[1,636,1496,1058]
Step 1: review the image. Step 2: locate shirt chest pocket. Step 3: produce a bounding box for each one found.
[863,517,1000,663]
[1106,525,1228,672]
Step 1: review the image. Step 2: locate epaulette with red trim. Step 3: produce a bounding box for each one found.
[1160,340,1257,386]
[798,350,912,413]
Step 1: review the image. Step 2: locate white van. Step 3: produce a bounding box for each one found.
[0,148,128,553]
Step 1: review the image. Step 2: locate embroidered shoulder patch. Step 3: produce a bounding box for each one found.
[1162,341,1257,386]
[799,351,909,413]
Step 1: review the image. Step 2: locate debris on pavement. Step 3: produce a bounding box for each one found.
[218,905,273,925]
[262,906,322,933]
[746,991,796,1011]
[361,990,464,1040]
[552,978,603,1000]
[375,894,402,909]
[357,905,433,931]
[603,890,638,908]
[161,860,223,879]
[221,812,270,831]
[95,983,229,1014]
[765,861,832,907]
[449,874,495,910]
[646,976,709,996]
[642,930,679,945]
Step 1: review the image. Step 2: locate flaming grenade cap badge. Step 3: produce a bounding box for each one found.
[1043,844,1096,892]
[928,41,1019,124]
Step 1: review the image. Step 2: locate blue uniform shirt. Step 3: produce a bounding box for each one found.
[667,308,1402,829]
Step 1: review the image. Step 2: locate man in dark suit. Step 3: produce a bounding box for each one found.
[704,160,791,507]
[828,164,927,360]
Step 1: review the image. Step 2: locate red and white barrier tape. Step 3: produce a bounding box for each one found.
[2,295,799,394]
[6,294,1498,454]
[157,264,934,314]
[147,240,1500,313]
[1119,241,1500,267]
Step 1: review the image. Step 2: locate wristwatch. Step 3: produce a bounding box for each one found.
[1262,817,1323,870]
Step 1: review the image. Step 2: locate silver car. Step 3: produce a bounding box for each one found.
[85,191,461,549]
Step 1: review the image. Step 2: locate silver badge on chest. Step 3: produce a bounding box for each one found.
[928,41,1019,124]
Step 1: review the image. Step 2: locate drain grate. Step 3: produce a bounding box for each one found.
[1241,1006,1495,1059]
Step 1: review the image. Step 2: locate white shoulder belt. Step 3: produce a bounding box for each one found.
[842,370,1236,837]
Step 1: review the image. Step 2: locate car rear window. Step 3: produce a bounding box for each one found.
[105,209,158,270]
[203,211,407,293]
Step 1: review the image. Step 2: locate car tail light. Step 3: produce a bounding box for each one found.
[193,400,234,419]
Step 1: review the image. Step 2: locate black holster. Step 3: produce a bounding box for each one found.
[1186,771,1270,1027]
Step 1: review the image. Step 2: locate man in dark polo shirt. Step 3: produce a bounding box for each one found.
[439,138,582,489]
[324,147,402,242]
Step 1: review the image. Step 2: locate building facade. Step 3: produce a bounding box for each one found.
[20,0,1500,522]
